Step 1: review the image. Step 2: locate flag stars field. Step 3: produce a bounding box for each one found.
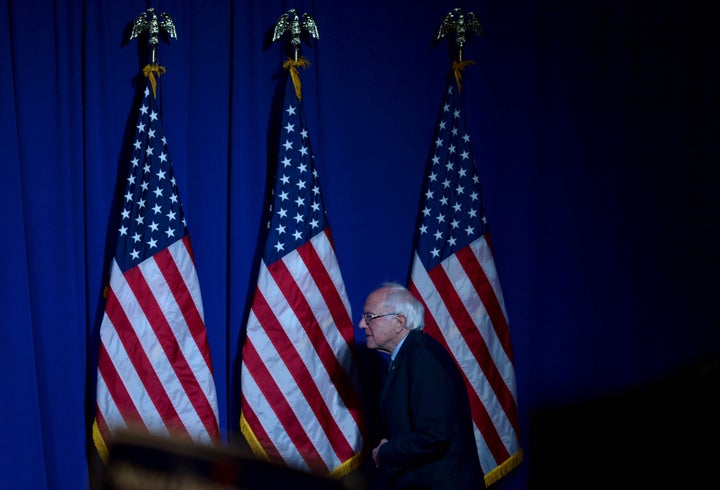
[264,99,329,262]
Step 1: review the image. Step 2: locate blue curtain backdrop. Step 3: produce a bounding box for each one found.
[1,0,717,489]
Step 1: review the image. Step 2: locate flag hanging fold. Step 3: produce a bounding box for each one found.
[407,69,522,486]
[239,64,365,478]
[93,74,220,461]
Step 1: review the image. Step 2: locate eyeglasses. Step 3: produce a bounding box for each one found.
[361,312,398,325]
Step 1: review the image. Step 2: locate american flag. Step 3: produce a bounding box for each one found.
[239,68,365,478]
[93,78,220,460]
[408,73,522,486]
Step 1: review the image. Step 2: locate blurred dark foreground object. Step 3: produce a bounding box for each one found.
[102,429,345,490]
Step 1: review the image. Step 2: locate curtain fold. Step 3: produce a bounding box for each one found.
[1,9,47,484]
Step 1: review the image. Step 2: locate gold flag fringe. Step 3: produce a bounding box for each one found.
[282,57,311,100]
[452,59,476,93]
[92,419,110,463]
[239,414,270,462]
[327,450,363,479]
[240,412,362,479]
[484,449,523,487]
[142,64,167,98]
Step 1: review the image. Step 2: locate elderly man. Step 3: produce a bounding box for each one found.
[359,282,484,489]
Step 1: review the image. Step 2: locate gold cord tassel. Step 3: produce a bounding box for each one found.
[451,59,475,93]
[282,57,311,100]
[142,64,167,98]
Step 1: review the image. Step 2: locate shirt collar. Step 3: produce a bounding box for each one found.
[390,332,410,361]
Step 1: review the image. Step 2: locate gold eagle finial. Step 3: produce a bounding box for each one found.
[272,9,319,61]
[437,8,482,62]
[130,8,177,65]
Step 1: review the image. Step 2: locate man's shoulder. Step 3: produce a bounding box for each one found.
[409,330,444,348]
[406,331,452,360]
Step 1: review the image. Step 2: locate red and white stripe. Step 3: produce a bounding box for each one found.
[240,230,364,477]
[95,236,219,452]
[409,234,521,481]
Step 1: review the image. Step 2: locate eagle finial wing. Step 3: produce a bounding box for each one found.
[465,11,483,38]
[302,13,319,40]
[159,12,177,40]
[130,12,149,40]
[273,12,290,42]
[436,8,459,41]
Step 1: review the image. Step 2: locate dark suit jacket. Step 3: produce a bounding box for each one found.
[377,330,484,489]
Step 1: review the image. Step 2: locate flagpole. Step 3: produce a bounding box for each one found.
[129,8,178,96]
[94,6,220,467]
[272,9,319,100]
[436,7,483,93]
[239,8,365,478]
[406,10,523,486]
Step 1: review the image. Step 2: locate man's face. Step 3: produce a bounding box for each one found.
[359,288,400,354]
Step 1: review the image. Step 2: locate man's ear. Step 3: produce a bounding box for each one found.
[394,314,407,331]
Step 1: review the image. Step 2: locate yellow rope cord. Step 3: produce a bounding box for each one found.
[282,57,311,100]
[452,59,476,93]
[142,64,167,98]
